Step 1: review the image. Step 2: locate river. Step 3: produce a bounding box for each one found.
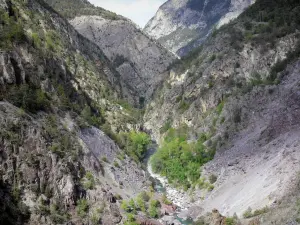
[146,149,194,225]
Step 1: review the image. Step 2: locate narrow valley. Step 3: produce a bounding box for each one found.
[1,0,300,225]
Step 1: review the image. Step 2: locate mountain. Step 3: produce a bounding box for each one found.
[145,0,300,222]
[45,0,176,105]
[144,0,255,56]
[0,0,151,224]
[1,0,300,224]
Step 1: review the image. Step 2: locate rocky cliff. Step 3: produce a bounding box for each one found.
[144,0,254,56]
[45,0,176,105]
[69,16,175,103]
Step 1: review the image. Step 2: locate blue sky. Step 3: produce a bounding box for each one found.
[89,0,166,28]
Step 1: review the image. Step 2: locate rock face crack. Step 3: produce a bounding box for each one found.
[10,57,22,85]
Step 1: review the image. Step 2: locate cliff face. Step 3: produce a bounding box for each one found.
[69,16,175,103]
[45,0,176,104]
[144,0,254,56]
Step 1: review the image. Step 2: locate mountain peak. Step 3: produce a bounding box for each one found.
[144,0,254,56]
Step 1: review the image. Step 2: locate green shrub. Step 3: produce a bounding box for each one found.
[121,199,136,213]
[216,101,224,115]
[138,191,150,202]
[178,100,190,113]
[102,156,108,162]
[31,32,41,48]
[160,119,172,134]
[225,217,236,225]
[151,126,215,187]
[76,199,89,218]
[162,194,172,205]
[45,30,61,52]
[243,207,252,218]
[176,95,183,103]
[136,195,146,212]
[124,213,139,225]
[82,171,95,190]
[49,143,65,158]
[126,213,136,222]
[148,199,160,218]
[207,184,214,191]
[91,211,101,225]
[209,54,216,62]
[0,10,26,48]
[268,42,300,82]
[243,206,268,218]
[7,85,50,113]
[252,207,268,216]
[120,131,151,162]
[209,174,217,184]
[81,105,104,128]
[128,199,136,213]
[113,161,120,168]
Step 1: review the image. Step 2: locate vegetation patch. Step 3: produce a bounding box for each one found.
[243,206,269,218]
[151,125,215,189]
[117,131,151,162]
[76,199,89,218]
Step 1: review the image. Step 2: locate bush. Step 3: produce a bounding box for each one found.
[225,217,236,225]
[148,199,160,218]
[45,30,61,52]
[243,208,253,218]
[151,126,215,187]
[209,54,216,62]
[162,194,172,205]
[268,42,300,82]
[136,195,146,212]
[7,85,51,113]
[0,10,26,48]
[121,199,136,213]
[81,105,104,128]
[121,131,151,162]
[252,207,268,216]
[216,101,224,115]
[76,199,89,218]
[121,200,130,212]
[160,119,172,134]
[102,156,108,162]
[178,100,190,113]
[209,174,217,184]
[138,191,150,202]
[82,171,95,190]
[113,161,120,168]
[243,206,268,218]
[31,32,41,48]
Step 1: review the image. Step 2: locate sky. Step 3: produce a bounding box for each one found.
[89,0,166,28]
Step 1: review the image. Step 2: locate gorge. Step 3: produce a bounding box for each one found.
[1,0,300,225]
